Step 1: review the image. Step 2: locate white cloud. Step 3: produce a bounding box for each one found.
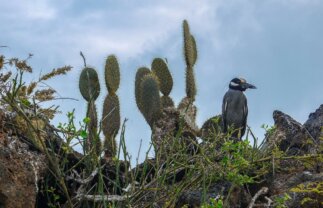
[0,0,57,20]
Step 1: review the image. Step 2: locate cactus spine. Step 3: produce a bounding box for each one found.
[102,55,121,158]
[151,58,174,108]
[79,67,100,154]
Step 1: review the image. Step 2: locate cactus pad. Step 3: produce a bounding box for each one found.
[102,94,120,157]
[191,35,197,65]
[186,67,196,100]
[105,55,120,94]
[135,67,151,113]
[183,20,195,68]
[140,74,162,127]
[102,94,120,141]
[79,67,100,101]
[151,58,173,96]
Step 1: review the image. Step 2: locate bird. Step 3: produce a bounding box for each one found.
[222,77,256,140]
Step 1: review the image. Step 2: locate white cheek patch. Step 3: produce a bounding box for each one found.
[230,81,239,87]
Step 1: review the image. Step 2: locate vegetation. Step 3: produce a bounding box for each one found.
[0,20,322,208]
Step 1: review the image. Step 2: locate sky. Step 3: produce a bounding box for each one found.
[1,0,323,164]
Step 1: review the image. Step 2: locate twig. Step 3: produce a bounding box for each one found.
[264,196,273,207]
[78,194,128,202]
[80,51,87,67]
[66,165,104,185]
[252,153,323,163]
[248,187,268,208]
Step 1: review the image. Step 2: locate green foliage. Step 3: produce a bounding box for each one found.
[274,193,291,208]
[135,67,151,113]
[140,74,162,127]
[219,140,254,185]
[151,58,173,96]
[261,124,276,137]
[201,197,224,208]
[102,94,120,158]
[290,182,323,206]
[105,55,120,94]
[79,67,100,101]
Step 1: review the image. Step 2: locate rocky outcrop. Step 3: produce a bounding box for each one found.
[0,111,47,208]
[262,110,318,155]
[0,104,322,208]
[304,104,323,143]
[176,105,323,208]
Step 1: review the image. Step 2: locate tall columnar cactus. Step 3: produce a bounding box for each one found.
[102,55,121,158]
[183,20,197,101]
[79,67,101,154]
[151,58,174,108]
[135,72,162,127]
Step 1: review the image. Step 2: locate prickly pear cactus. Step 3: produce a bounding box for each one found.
[151,58,174,108]
[86,101,101,155]
[105,55,120,94]
[79,67,100,101]
[102,94,120,158]
[178,20,198,130]
[191,35,198,66]
[185,67,196,101]
[134,20,201,159]
[183,20,195,69]
[140,74,162,127]
[151,58,173,96]
[79,67,100,154]
[102,55,121,158]
[135,67,151,114]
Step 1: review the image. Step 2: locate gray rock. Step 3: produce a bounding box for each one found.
[304,104,323,142]
[263,110,316,155]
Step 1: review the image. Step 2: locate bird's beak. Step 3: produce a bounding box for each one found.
[245,83,257,89]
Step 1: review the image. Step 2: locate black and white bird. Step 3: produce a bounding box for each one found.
[222,78,256,140]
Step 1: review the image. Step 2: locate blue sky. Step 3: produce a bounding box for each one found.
[1,0,323,163]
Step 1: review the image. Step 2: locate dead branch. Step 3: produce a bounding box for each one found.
[248,187,269,208]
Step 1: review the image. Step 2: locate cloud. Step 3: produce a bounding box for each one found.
[0,0,58,20]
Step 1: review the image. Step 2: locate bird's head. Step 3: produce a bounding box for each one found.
[229,78,256,91]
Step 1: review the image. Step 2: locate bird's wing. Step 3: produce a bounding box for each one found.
[222,94,228,132]
[241,98,248,137]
